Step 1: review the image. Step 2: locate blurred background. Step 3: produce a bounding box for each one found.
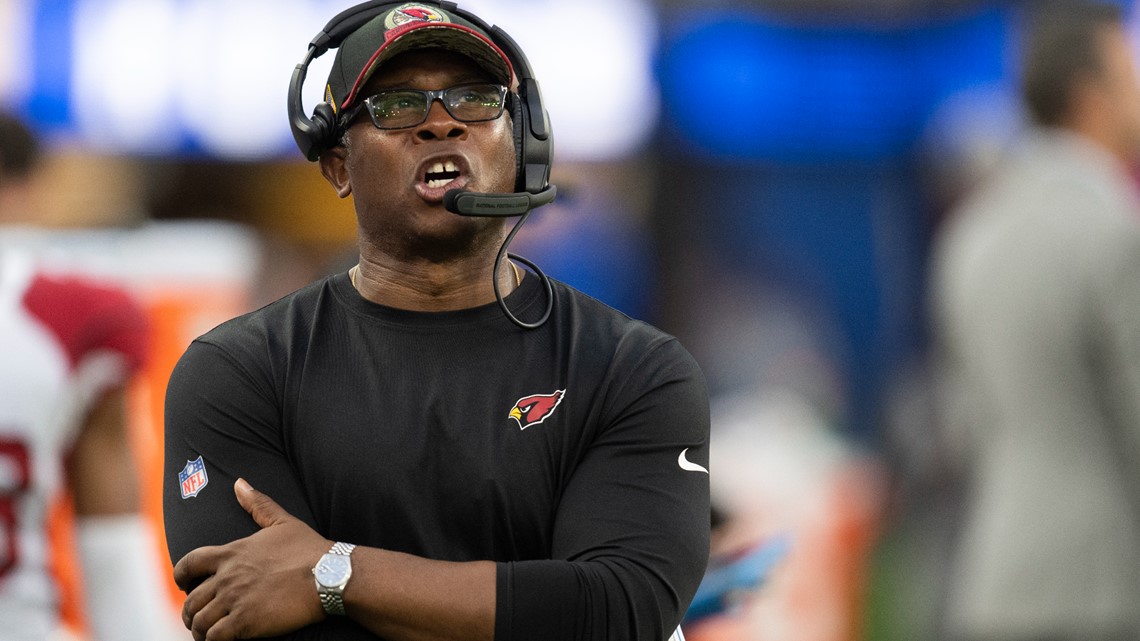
[1,0,1135,639]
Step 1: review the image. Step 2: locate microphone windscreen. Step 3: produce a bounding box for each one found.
[444,186,557,216]
[445,190,531,216]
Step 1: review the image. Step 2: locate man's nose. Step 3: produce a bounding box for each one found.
[415,100,467,140]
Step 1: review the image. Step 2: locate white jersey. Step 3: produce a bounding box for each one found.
[0,250,147,640]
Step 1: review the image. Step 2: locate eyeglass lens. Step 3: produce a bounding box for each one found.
[367,84,506,129]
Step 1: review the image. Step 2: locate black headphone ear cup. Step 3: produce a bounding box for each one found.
[508,92,526,192]
[311,101,338,154]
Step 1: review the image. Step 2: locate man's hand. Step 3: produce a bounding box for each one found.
[174,479,330,641]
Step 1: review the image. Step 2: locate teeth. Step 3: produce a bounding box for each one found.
[427,161,459,174]
[424,160,460,189]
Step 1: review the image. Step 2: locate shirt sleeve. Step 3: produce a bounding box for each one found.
[495,337,712,641]
[163,337,379,641]
[23,272,150,380]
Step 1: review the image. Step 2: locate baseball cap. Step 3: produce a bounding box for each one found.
[324,3,515,117]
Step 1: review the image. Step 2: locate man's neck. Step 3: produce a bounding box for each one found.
[350,253,517,312]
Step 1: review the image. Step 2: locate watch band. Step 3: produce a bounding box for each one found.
[317,542,356,616]
[329,541,356,557]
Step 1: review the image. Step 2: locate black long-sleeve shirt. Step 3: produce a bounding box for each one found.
[163,271,710,640]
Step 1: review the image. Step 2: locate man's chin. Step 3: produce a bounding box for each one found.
[404,216,504,260]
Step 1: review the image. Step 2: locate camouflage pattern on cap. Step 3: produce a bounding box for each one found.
[324,3,514,116]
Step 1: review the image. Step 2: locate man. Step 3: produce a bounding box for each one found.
[0,113,176,639]
[931,4,1140,641]
[162,3,711,641]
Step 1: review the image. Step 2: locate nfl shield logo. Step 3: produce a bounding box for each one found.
[179,456,209,499]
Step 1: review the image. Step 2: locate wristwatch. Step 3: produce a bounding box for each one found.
[312,542,356,615]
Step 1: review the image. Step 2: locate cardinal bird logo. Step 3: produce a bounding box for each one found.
[388,4,448,29]
[509,390,566,430]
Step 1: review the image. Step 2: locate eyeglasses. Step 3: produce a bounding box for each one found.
[340,83,508,131]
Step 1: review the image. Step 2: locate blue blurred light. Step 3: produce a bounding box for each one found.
[28,0,74,129]
[8,0,660,159]
[657,7,1011,161]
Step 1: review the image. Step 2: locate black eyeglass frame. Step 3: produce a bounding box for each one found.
[337,83,509,133]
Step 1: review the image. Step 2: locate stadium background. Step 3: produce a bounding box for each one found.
[1,0,1133,639]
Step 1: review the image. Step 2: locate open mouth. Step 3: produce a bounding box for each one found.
[424,160,461,189]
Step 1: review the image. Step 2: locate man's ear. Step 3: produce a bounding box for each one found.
[319,145,352,199]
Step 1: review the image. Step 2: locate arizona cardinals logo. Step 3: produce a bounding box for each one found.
[386,4,448,29]
[509,390,565,430]
[401,7,438,20]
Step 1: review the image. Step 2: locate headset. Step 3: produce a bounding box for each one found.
[286,0,556,328]
[287,0,556,215]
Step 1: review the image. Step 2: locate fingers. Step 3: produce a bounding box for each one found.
[183,576,237,641]
[182,575,256,641]
[234,477,290,529]
[182,573,290,641]
[195,614,238,641]
[202,615,241,641]
[174,545,222,592]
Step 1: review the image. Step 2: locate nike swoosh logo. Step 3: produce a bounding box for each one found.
[678,448,708,474]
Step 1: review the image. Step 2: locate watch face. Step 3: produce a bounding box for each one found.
[314,554,351,587]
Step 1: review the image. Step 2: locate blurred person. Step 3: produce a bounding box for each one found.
[681,502,790,636]
[930,4,1140,641]
[162,2,710,641]
[0,111,180,639]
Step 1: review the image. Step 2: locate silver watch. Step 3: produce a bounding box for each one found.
[312,542,356,615]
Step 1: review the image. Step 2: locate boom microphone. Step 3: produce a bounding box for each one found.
[444,186,557,216]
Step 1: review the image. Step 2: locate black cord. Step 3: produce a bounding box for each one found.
[492,209,553,329]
